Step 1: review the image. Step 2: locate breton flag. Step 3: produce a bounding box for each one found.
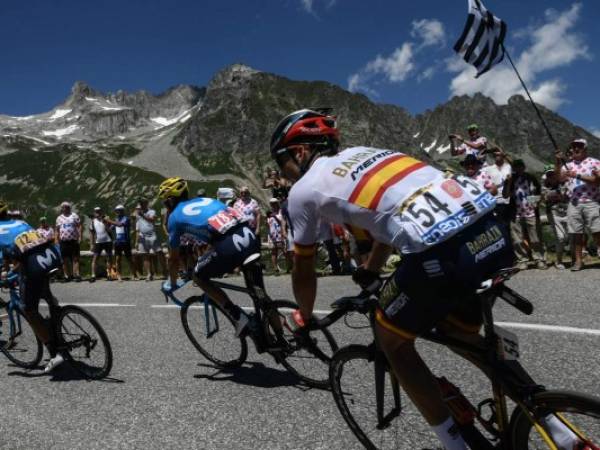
[453,0,507,78]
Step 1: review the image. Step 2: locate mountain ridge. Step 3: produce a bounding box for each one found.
[1,63,599,217]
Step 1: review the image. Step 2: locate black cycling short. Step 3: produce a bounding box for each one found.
[376,214,514,339]
[19,244,62,312]
[93,242,113,256]
[194,224,260,281]
[59,240,80,259]
[114,242,132,258]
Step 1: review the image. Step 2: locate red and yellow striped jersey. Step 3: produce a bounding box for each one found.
[287,146,495,254]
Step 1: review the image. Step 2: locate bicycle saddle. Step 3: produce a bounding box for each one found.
[242,253,261,266]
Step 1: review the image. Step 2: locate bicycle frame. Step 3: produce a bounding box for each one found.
[164,263,285,354]
[325,283,567,450]
[0,281,25,350]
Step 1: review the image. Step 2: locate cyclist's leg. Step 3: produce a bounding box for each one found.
[374,262,467,449]
[20,276,53,349]
[193,225,260,324]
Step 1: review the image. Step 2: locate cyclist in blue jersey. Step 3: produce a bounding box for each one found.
[0,200,64,372]
[158,178,260,335]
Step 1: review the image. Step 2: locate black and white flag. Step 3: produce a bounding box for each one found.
[453,0,507,78]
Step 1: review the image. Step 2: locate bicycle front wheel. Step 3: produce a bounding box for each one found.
[330,345,440,450]
[510,390,600,449]
[180,296,248,369]
[0,302,43,369]
[57,305,113,379]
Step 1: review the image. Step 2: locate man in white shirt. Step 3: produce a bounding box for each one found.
[135,198,160,281]
[450,124,488,159]
[485,147,513,224]
[55,201,82,282]
[89,206,114,282]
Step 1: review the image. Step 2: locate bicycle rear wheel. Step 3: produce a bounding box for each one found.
[57,305,113,379]
[270,300,338,389]
[0,301,43,369]
[180,296,248,369]
[330,345,440,449]
[510,390,600,449]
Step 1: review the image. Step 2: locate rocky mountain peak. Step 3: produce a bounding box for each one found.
[70,81,101,99]
[207,63,260,91]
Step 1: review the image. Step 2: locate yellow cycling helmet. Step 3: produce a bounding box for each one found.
[0,200,8,215]
[158,177,188,200]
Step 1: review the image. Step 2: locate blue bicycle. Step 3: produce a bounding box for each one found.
[164,254,338,388]
[0,273,43,369]
[0,271,113,379]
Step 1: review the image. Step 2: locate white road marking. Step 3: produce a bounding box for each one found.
[56,303,600,336]
[41,303,136,308]
[495,322,600,336]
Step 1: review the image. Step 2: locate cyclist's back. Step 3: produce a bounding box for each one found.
[288,146,495,254]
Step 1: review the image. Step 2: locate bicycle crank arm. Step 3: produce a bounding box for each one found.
[376,407,401,430]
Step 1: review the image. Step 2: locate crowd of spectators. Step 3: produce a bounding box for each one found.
[11,132,597,283]
[454,124,600,271]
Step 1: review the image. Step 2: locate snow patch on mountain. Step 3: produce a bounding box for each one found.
[436,144,451,154]
[150,108,193,128]
[101,106,126,111]
[424,140,437,153]
[49,109,72,120]
[42,125,79,137]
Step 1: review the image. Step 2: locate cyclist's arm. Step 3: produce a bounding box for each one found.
[364,241,392,272]
[166,217,181,286]
[288,186,320,321]
[292,247,317,321]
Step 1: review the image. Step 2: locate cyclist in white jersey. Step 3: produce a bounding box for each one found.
[270,109,514,449]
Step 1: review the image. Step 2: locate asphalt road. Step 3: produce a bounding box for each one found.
[1,269,599,449]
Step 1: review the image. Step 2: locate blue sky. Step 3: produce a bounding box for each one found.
[1,0,598,135]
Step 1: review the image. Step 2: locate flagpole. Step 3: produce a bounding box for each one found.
[501,43,560,152]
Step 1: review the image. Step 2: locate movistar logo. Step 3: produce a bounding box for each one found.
[0,221,25,235]
[36,248,58,269]
[232,227,255,251]
[182,199,213,216]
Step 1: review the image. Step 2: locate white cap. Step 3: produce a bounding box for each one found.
[115,204,125,210]
[269,197,279,203]
[60,201,71,208]
[216,187,235,199]
[94,206,101,211]
[572,138,588,147]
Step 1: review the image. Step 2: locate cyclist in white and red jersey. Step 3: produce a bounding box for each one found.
[270,109,514,449]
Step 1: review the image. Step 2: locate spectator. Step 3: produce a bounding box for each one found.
[461,154,497,195]
[37,216,55,242]
[450,124,488,159]
[541,166,570,270]
[55,201,82,282]
[8,210,23,220]
[555,139,600,271]
[106,205,137,281]
[135,198,160,281]
[233,186,261,235]
[485,147,513,224]
[271,173,291,201]
[262,168,279,189]
[266,198,286,274]
[216,187,236,207]
[89,207,114,282]
[196,188,206,198]
[504,159,547,270]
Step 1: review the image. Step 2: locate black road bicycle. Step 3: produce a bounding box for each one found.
[165,253,338,388]
[0,273,113,379]
[322,268,600,449]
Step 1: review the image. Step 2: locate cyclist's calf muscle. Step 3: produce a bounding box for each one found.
[375,321,453,426]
